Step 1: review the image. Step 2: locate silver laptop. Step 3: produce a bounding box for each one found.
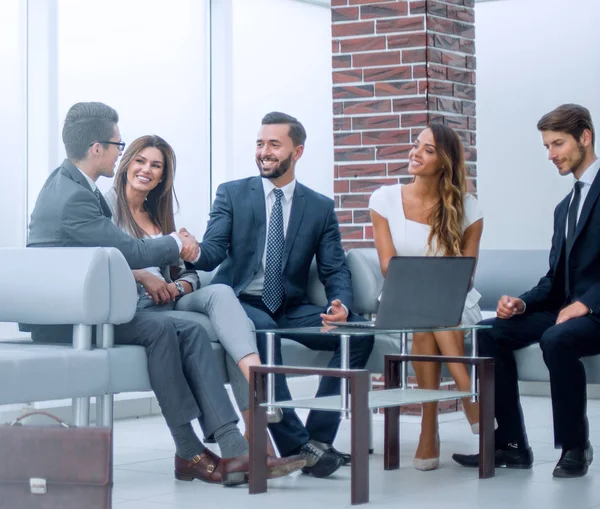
[325,256,475,330]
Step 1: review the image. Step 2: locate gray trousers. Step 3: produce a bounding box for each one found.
[174,284,258,412]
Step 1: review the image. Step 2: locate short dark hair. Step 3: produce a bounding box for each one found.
[62,102,119,160]
[261,111,307,146]
[537,103,595,145]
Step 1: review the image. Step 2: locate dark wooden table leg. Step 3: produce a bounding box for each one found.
[350,371,370,505]
[249,370,268,494]
[478,360,495,479]
[384,358,400,470]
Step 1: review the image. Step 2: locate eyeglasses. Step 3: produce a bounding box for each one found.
[90,141,126,151]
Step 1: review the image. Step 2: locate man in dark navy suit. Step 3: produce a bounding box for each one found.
[453,104,600,477]
[194,112,374,477]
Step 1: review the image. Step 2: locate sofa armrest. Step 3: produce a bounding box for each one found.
[346,248,383,315]
[0,247,136,326]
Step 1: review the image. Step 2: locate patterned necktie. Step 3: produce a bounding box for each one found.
[565,180,583,296]
[262,189,285,313]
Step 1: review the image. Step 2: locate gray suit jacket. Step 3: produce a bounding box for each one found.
[27,159,179,269]
[24,160,181,341]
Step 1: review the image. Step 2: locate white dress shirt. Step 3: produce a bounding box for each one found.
[244,178,296,295]
[566,157,600,235]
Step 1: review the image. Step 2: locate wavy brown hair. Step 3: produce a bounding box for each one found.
[112,135,179,239]
[424,123,467,257]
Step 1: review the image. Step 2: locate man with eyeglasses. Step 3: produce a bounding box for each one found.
[24,101,305,486]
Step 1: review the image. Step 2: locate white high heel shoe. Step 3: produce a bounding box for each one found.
[414,434,440,471]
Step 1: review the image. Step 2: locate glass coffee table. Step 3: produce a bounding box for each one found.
[247,325,495,506]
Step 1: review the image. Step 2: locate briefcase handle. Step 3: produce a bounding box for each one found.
[10,411,70,428]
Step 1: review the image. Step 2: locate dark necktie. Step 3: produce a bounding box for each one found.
[262,189,285,313]
[565,181,583,296]
[93,188,103,205]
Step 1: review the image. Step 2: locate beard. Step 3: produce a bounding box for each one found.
[256,153,293,179]
[568,142,587,175]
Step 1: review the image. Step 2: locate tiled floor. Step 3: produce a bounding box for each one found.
[111,395,600,508]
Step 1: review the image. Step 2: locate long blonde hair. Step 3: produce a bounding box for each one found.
[425,123,467,256]
[112,135,179,239]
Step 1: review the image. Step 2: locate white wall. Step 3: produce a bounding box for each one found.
[0,0,27,249]
[476,0,600,249]
[44,0,211,236]
[211,0,334,201]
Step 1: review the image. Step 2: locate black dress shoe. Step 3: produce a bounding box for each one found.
[553,442,594,478]
[309,440,351,466]
[452,445,533,469]
[296,442,344,478]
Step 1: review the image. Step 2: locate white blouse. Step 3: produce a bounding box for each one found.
[369,184,484,323]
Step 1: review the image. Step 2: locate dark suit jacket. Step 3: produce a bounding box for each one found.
[520,169,600,314]
[27,159,179,269]
[195,176,354,312]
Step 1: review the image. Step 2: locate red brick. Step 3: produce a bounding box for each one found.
[464,147,477,163]
[333,69,363,84]
[353,209,371,223]
[332,6,359,22]
[334,179,350,193]
[333,55,352,69]
[376,16,424,34]
[466,178,476,193]
[349,0,393,4]
[335,147,375,162]
[427,15,454,35]
[427,63,447,80]
[401,113,428,127]
[428,79,454,97]
[462,100,476,116]
[331,0,348,5]
[340,35,386,53]
[341,240,375,251]
[337,210,353,223]
[334,132,362,146]
[334,117,352,131]
[340,194,371,208]
[410,0,425,15]
[335,196,340,208]
[339,226,364,239]
[393,96,427,112]
[374,80,418,97]
[459,38,475,54]
[343,99,391,114]
[432,34,460,51]
[447,68,474,84]
[402,48,427,63]
[454,83,476,100]
[353,51,401,67]
[466,55,476,69]
[387,32,426,49]
[447,5,475,23]
[365,225,374,239]
[360,2,409,19]
[333,84,375,100]
[332,21,375,38]
[332,40,340,53]
[388,162,410,175]
[443,115,469,130]
[436,97,463,114]
[352,114,400,130]
[468,117,476,130]
[363,65,412,82]
[339,163,387,179]
[454,22,475,39]
[350,178,398,192]
[427,0,447,16]
[362,129,410,145]
[376,144,412,160]
[413,64,427,79]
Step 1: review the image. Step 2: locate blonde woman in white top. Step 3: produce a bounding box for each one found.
[369,123,484,471]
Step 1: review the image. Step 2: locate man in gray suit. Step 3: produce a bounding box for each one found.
[26,102,303,486]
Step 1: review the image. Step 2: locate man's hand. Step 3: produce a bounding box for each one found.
[320,299,348,324]
[176,228,199,261]
[165,283,180,301]
[140,272,173,304]
[496,295,526,319]
[556,301,590,325]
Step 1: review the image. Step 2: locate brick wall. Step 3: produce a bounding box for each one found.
[331,0,476,249]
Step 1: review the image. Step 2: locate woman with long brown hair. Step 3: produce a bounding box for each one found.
[105,135,271,450]
[369,123,485,471]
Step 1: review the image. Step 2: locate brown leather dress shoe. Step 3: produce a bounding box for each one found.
[265,454,306,479]
[174,450,247,487]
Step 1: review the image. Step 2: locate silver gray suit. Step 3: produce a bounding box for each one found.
[25,159,239,436]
